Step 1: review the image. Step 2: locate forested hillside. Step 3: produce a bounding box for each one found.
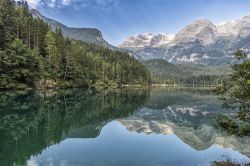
[144,59,231,85]
[0,0,151,89]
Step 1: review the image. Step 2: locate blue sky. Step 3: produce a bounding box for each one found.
[28,0,250,45]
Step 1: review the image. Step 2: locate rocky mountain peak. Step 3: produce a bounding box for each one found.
[119,14,250,65]
[217,14,250,36]
[30,9,44,19]
[242,15,250,22]
[119,33,175,48]
[174,19,217,45]
[191,19,215,26]
[217,21,237,36]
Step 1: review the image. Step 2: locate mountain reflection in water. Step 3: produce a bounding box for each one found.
[0,88,249,166]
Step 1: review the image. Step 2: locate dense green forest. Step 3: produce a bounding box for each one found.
[0,0,151,89]
[144,59,231,85]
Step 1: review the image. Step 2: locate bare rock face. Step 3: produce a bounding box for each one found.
[217,15,250,37]
[120,15,250,66]
[174,19,218,45]
[119,33,174,48]
[217,21,238,36]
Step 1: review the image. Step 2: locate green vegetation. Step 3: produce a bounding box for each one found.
[0,0,151,89]
[144,59,230,85]
[216,50,250,136]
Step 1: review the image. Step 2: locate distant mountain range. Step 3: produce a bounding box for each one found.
[31,9,250,66]
[120,15,250,66]
[119,33,175,48]
[30,9,141,59]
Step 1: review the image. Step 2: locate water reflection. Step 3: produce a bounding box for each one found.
[0,88,249,166]
[27,121,249,166]
[0,88,149,166]
[119,89,250,155]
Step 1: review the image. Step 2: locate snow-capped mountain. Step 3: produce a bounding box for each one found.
[217,21,238,36]
[217,15,250,37]
[119,33,174,48]
[119,14,250,66]
[174,19,218,45]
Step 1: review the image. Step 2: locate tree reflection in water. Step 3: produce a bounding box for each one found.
[0,88,150,166]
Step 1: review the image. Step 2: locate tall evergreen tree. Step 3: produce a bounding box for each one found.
[0,0,152,89]
[0,0,16,49]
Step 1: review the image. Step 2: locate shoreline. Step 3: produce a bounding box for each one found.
[0,84,220,92]
[151,84,219,89]
[0,84,150,92]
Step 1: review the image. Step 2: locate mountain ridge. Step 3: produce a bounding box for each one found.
[30,9,142,59]
[119,33,175,48]
[30,9,108,46]
[119,14,250,65]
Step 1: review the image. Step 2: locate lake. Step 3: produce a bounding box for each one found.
[0,88,249,166]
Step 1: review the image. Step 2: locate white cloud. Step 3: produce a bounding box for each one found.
[16,0,41,8]
[47,0,56,8]
[95,0,116,5]
[26,158,39,166]
[62,0,71,6]
[23,0,119,9]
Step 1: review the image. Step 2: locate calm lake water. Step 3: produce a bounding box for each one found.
[0,88,249,166]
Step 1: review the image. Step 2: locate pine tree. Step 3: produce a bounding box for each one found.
[45,31,60,80]
[0,0,16,49]
[0,38,39,88]
[0,0,152,89]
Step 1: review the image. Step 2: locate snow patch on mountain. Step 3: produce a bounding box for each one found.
[217,21,238,36]
[168,54,177,63]
[176,53,199,63]
[119,14,250,65]
[119,33,175,48]
[174,19,218,45]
